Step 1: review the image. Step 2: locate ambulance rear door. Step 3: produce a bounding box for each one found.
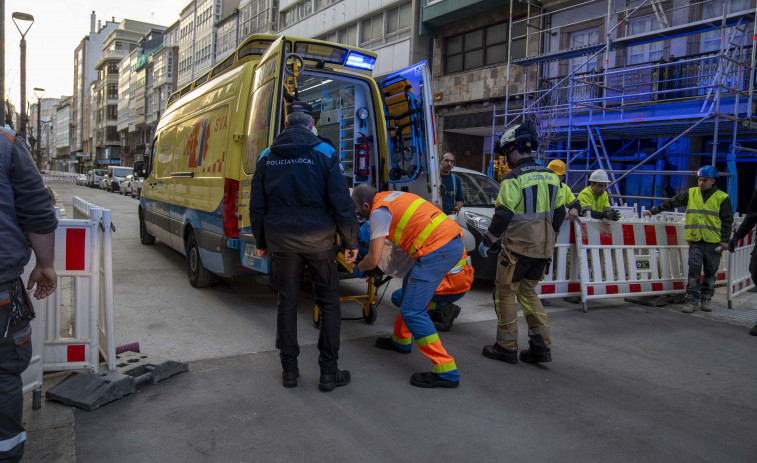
[378,61,440,207]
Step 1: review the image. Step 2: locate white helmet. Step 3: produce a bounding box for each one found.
[589,169,610,183]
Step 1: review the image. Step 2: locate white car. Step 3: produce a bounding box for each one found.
[76,174,87,186]
[131,177,143,198]
[119,174,134,196]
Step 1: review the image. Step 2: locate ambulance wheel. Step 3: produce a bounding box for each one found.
[139,211,155,245]
[313,306,321,329]
[186,232,215,288]
[363,303,377,324]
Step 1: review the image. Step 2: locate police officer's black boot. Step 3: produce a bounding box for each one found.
[482,343,518,364]
[519,340,552,363]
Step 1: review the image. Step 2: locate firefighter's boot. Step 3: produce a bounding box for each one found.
[519,340,552,363]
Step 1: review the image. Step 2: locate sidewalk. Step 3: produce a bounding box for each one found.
[22,296,757,462]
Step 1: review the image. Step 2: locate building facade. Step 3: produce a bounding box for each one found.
[54,97,74,172]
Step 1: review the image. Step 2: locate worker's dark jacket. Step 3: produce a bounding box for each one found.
[250,125,359,253]
[650,187,733,242]
[733,188,757,241]
[0,128,57,283]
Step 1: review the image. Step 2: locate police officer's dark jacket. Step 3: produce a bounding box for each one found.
[250,125,359,253]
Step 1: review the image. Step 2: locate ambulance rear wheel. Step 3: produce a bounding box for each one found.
[186,232,215,288]
[139,211,155,245]
[363,303,377,324]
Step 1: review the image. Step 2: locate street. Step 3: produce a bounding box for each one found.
[21,182,757,462]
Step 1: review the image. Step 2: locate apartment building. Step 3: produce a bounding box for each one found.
[216,10,240,63]
[54,97,74,172]
[149,22,180,130]
[72,12,118,163]
[93,19,166,166]
[239,0,277,37]
[29,97,62,170]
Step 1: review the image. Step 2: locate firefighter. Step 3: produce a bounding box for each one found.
[352,184,463,388]
[478,120,566,364]
[578,169,621,221]
[250,101,359,391]
[643,165,733,313]
[547,159,580,221]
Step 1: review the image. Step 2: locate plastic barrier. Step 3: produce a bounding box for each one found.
[727,227,756,309]
[574,218,688,312]
[42,171,78,183]
[534,219,581,299]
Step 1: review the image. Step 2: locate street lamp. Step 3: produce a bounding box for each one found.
[12,12,34,139]
[34,87,45,169]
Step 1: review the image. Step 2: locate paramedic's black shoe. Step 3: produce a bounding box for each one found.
[282,370,298,388]
[750,322,757,336]
[519,341,552,363]
[375,336,411,354]
[319,370,351,392]
[410,372,459,388]
[482,344,518,364]
[432,303,462,332]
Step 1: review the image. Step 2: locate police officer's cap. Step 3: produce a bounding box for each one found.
[287,101,313,116]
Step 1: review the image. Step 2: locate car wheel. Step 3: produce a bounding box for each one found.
[186,232,214,288]
[139,210,156,245]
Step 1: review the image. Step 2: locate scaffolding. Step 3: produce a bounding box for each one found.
[491,0,757,209]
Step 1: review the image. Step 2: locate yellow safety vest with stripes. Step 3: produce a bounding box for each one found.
[685,187,728,243]
[497,165,564,259]
[577,186,610,211]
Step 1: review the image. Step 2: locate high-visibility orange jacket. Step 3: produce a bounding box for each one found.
[371,191,461,258]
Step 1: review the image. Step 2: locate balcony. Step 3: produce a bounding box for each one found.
[96,49,128,69]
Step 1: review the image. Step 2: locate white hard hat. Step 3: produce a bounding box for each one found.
[589,169,610,183]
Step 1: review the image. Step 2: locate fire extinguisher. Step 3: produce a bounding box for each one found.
[355,132,370,177]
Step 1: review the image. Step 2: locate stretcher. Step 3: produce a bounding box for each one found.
[379,75,426,182]
[312,250,391,328]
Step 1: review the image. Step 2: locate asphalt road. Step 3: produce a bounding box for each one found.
[21,182,757,462]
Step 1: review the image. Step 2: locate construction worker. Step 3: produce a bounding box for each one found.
[478,120,566,364]
[0,126,58,462]
[643,165,733,313]
[440,152,464,215]
[729,187,757,335]
[547,159,580,220]
[352,184,463,388]
[578,169,621,221]
[250,101,359,391]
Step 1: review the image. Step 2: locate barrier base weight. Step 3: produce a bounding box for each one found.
[45,352,188,411]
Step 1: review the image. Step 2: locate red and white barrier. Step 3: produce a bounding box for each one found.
[42,171,78,183]
[727,227,756,309]
[574,218,689,312]
[535,219,581,299]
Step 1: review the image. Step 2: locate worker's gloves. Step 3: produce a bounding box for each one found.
[478,231,501,259]
[604,207,621,222]
[580,206,592,218]
[728,238,739,253]
[352,266,366,279]
[478,241,491,259]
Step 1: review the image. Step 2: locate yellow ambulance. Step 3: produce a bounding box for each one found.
[135,34,441,287]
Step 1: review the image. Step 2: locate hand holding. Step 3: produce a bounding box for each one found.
[256,248,269,258]
[344,249,358,264]
[728,238,738,253]
[642,210,653,218]
[478,241,490,259]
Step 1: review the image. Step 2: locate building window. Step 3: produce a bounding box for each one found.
[701,0,749,53]
[107,84,119,99]
[627,17,663,65]
[360,13,384,49]
[108,62,119,74]
[445,22,508,73]
[569,27,600,74]
[281,8,296,28]
[107,105,117,120]
[385,2,411,42]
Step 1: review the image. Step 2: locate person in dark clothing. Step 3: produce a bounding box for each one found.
[643,166,733,313]
[250,101,359,391]
[439,152,463,215]
[728,187,757,335]
[1,127,58,462]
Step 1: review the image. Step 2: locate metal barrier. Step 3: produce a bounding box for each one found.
[574,218,689,312]
[535,219,581,299]
[727,227,756,309]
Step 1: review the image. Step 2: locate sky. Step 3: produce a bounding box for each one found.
[3,0,187,111]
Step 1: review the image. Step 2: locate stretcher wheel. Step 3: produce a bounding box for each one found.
[363,303,377,324]
[313,305,321,329]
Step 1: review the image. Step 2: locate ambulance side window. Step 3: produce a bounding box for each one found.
[244,80,275,174]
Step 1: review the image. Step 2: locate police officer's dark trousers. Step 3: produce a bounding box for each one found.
[270,250,341,375]
[0,279,32,463]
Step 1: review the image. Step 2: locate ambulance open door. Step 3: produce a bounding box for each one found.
[378,61,441,207]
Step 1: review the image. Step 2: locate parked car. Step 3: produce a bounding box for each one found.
[131,176,143,198]
[99,174,110,190]
[88,168,107,188]
[448,166,501,280]
[108,166,132,192]
[76,174,87,186]
[119,174,134,196]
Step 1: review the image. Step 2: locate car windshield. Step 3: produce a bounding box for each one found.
[112,167,132,177]
[455,171,500,207]
[94,169,107,175]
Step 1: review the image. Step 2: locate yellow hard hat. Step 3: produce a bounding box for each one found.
[547,159,566,176]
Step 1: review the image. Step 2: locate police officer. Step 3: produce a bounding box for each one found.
[578,169,621,221]
[250,101,359,392]
[1,126,58,462]
[643,165,733,313]
[729,187,757,335]
[478,120,566,364]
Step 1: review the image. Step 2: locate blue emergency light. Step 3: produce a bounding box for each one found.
[345,52,376,71]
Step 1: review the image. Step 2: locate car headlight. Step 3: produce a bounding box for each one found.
[464,211,492,231]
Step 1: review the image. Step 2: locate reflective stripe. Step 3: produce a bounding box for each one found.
[687,208,719,217]
[685,224,720,232]
[447,257,469,275]
[497,332,518,341]
[392,334,412,346]
[432,361,458,373]
[259,147,271,159]
[416,332,440,347]
[511,212,550,221]
[409,213,448,255]
[313,142,335,158]
[393,198,425,245]
[0,431,26,452]
[528,326,550,336]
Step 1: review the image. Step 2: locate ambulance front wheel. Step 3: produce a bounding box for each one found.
[363,303,377,324]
